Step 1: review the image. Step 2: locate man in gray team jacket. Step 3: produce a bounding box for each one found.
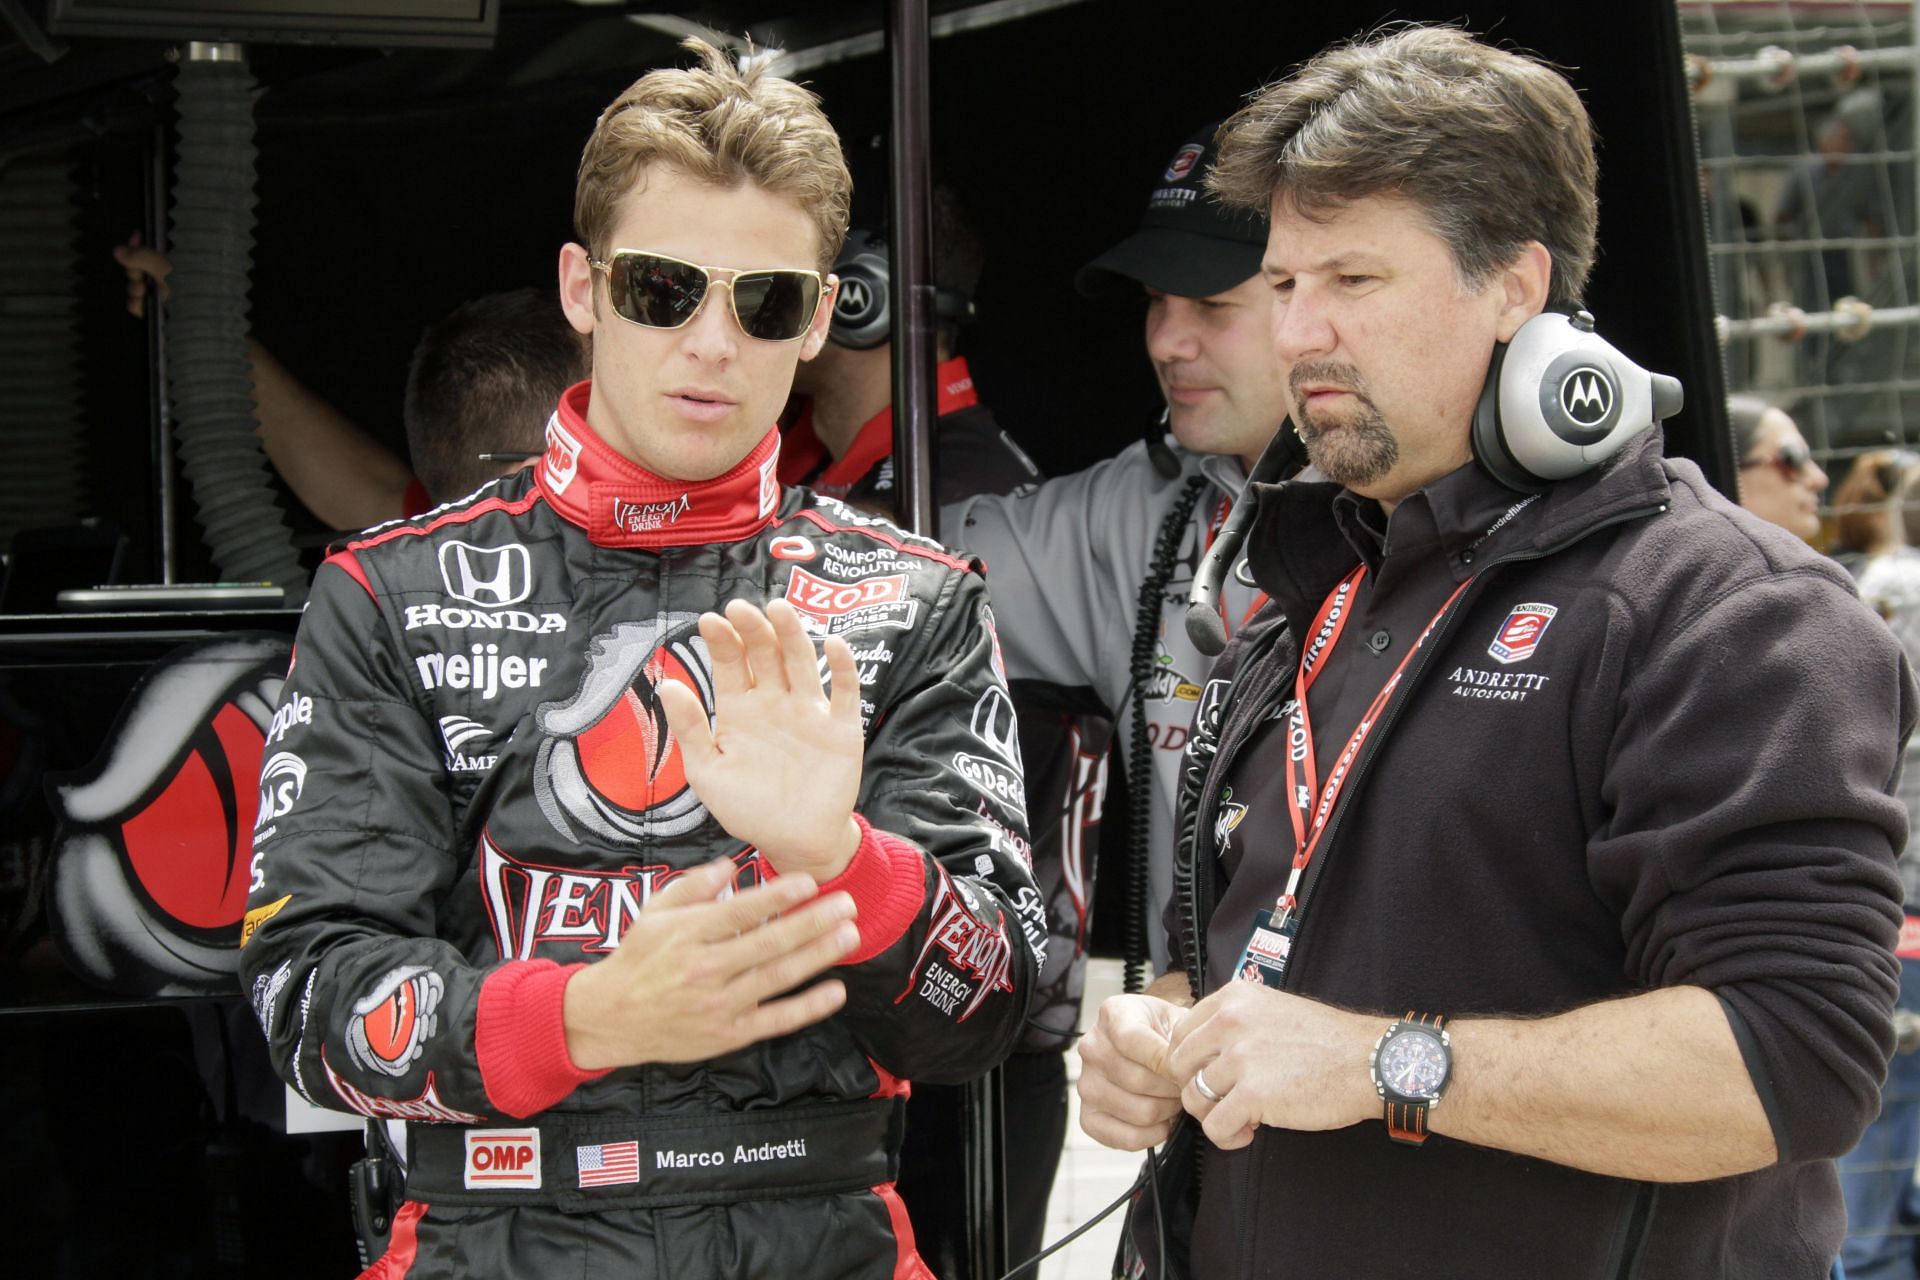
[945,121,1291,978]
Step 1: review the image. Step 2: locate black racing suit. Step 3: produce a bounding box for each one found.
[239,381,1041,1279]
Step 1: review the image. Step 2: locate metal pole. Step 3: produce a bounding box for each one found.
[884,12,1003,1280]
[148,121,176,584]
[886,0,937,541]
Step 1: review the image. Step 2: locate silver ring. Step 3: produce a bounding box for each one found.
[1193,1067,1223,1103]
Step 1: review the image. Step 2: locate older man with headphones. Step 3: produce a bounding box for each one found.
[1073,26,1914,1280]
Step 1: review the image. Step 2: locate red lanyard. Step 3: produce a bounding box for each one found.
[1276,564,1474,919]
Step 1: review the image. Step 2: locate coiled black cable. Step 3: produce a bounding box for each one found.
[1124,475,1208,993]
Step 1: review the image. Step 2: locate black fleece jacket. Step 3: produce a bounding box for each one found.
[1174,431,1915,1279]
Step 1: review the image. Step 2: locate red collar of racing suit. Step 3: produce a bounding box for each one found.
[778,355,980,498]
[535,381,782,548]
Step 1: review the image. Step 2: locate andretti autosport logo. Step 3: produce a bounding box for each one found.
[534,616,716,844]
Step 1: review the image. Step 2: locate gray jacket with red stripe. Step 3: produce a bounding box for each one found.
[237,382,1040,1279]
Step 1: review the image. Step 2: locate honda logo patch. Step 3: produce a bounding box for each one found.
[1488,603,1558,665]
[438,541,532,608]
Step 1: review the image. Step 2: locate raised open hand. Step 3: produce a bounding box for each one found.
[657,598,865,879]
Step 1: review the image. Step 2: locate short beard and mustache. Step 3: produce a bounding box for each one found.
[1290,360,1398,490]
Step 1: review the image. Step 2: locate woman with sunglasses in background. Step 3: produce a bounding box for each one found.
[1731,393,1831,541]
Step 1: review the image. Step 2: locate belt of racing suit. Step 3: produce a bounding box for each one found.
[404,1097,905,1211]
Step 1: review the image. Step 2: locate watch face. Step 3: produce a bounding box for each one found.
[1378,1030,1448,1100]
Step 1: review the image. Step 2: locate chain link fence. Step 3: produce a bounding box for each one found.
[1683,0,1920,518]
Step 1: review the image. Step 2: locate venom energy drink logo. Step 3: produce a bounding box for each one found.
[534,616,716,844]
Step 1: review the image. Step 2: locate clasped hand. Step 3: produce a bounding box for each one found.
[1077,983,1381,1151]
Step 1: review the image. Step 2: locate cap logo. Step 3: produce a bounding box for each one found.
[1165,143,1205,183]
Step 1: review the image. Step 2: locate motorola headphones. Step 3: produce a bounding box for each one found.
[1184,307,1684,656]
[828,228,978,350]
[1470,308,1685,494]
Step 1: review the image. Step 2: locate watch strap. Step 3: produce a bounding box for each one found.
[1381,1010,1448,1147]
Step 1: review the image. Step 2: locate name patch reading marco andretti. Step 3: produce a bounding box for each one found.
[897,873,1015,1021]
[783,565,918,636]
[480,836,769,960]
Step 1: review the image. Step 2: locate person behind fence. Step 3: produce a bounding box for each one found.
[1827,446,1920,1280]
[119,244,587,518]
[401,286,591,506]
[237,39,1039,1280]
[1730,392,1830,546]
[1075,26,1914,1279]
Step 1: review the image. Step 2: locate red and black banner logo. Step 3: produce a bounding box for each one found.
[46,636,292,994]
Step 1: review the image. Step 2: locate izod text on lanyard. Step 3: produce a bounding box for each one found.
[1233,563,1475,988]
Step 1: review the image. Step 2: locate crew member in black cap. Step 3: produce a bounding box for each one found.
[946,121,1293,1000]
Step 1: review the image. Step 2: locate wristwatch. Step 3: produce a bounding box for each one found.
[1370,1011,1451,1146]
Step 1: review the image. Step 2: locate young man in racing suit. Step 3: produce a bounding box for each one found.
[238,41,1039,1279]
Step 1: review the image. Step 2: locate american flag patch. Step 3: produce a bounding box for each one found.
[576,1140,641,1188]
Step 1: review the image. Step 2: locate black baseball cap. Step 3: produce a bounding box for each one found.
[1075,122,1270,299]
